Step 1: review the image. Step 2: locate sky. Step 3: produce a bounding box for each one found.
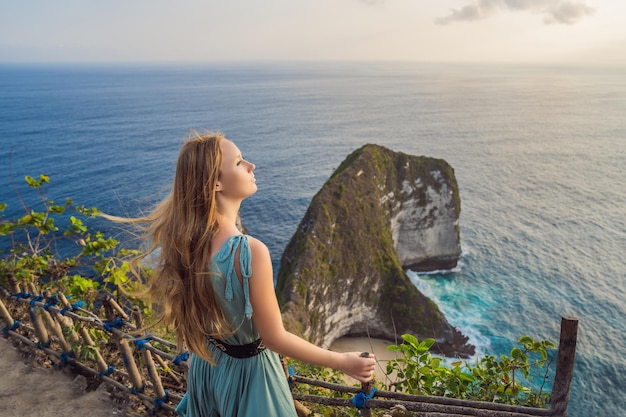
[0,0,624,65]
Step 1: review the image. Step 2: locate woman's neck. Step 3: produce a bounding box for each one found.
[215,196,244,234]
[216,206,242,235]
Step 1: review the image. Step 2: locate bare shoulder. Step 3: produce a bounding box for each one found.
[246,235,271,258]
[246,236,274,278]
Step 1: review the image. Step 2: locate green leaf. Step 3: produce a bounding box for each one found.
[0,222,15,235]
[71,275,99,292]
[401,334,419,347]
[24,174,49,188]
[69,216,87,233]
[460,373,475,383]
[106,268,128,286]
[18,213,31,224]
[387,345,403,352]
[517,336,533,343]
[511,347,523,360]
[419,338,436,350]
[25,175,38,187]
[49,205,65,214]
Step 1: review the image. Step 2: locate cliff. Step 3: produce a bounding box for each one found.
[276,144,474,358]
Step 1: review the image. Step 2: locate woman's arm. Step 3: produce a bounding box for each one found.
[247,237,376,382]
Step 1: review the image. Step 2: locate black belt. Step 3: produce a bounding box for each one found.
[208,337,266,358]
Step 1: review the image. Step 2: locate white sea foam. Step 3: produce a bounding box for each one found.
[406,270,492,358]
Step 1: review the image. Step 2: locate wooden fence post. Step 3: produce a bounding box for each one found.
[132,306,166,401]
[7,274,20,294]
[79,326,110,373]
[360,380,373,417]
[0,298,15,329]
[359,352,373,417]
[29,307,50,349]
[27,284,63,354]
[102,296,144,392]
[39,291,71,354]
[551,315,578,417]
[51,292,80,344]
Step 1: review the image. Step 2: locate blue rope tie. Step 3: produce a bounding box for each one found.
[131,385,145,395]
[60,300,86,315]
[58,352,72,368]
[29,295,44,307]
[288,366,297,391]
[172,351,189,365]
[351,387,377,410]
[10,291,31,300]
[104,317,125,332]
[133,337,153,350]
[36,341,51,350]
[98,365,115,379]
[2,320,21,335]
[152,389,169,414]
[43,295,58,311]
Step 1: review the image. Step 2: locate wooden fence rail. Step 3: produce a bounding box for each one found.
[0,284,578,417]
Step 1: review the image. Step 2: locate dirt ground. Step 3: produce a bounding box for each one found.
[0,336,131,417]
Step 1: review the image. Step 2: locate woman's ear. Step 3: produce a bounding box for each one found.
[215,181,222,191]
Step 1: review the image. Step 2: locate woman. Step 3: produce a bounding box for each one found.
[119,131,376,417]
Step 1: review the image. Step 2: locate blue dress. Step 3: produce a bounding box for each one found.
[176,235,298,417]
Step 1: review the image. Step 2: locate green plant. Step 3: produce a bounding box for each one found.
[385,335,459,396]
[69,323,110,362]
[0,174,146,307]
[384,334,555,408]
[466,336,555,407]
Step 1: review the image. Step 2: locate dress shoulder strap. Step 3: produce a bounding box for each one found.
[213,234,253,319]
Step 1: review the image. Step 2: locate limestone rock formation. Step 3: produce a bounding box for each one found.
[276,144,473,358]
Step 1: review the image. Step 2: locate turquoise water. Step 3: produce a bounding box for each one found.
[1,62,624,416]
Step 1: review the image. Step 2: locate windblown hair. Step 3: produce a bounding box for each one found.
[108,131,231,363]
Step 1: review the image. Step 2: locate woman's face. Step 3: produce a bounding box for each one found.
[217,139,257,200]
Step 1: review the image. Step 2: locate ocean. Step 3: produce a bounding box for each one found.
[0,62,624,416]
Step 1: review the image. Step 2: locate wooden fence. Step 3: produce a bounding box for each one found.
[0,282,578,417]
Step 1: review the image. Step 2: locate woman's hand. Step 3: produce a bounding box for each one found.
[339,352,376,383]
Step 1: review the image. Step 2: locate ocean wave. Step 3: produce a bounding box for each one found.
[405,270,492,358]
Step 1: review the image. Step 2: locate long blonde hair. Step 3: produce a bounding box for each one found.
[110,131,231,363]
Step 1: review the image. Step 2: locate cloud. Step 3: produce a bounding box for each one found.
[435,0,595,25]
[544,1,595,24]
